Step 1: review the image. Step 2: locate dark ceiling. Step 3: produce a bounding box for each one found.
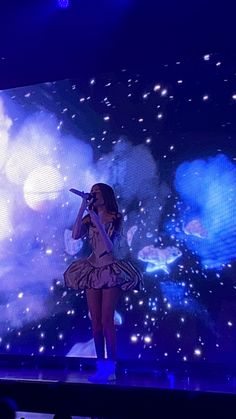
[0,0,235,89]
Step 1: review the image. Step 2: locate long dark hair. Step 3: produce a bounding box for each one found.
[88,183,122,233]
[94,183,119,213]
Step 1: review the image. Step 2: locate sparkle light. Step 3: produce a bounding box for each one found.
[46,249,53,255]
[161,89,168,96]
[194,348,202,356]
[154,84,161,91]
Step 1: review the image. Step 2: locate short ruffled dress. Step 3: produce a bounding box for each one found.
[64,215,143,291]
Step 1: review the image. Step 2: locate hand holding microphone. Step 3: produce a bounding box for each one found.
[69,189,92,200]
[69,188,96,209]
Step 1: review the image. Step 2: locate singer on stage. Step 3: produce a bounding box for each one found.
[64,183,143,381]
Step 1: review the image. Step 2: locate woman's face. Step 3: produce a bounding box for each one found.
[90,185,105,208]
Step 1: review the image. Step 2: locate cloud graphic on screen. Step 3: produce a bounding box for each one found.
[97,140,171,256]
[0,99,12,170]
[174,154,236,269]
[0,94,172,335]
[0,103,100,330]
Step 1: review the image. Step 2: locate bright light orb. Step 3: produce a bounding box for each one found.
[24,166,64,211]
[5,145,39,185]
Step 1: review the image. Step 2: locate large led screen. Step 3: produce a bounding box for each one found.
[0,53,236,364]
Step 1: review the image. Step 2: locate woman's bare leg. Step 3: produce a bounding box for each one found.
[86,289,105,359]
[102,287,122,360]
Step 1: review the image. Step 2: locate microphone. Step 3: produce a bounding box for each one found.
[69,189,95,202]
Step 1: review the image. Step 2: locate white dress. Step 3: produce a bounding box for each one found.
[64,214,143,291]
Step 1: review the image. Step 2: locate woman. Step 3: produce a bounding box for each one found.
[64,183,143,381]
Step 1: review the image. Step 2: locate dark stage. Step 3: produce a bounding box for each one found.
[0,357,236,418]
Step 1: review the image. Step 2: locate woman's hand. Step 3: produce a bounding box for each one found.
[69,189,93,210]
[82,194,95,211]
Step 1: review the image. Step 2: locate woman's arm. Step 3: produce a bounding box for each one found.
[97,223,114,253]
[72,200,88,240]
[89,210,113,253]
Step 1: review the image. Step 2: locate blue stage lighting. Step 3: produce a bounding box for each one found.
[58,0,70,8]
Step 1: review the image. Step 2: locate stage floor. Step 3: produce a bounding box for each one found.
[0,365,236,393]
[16,413,84,419]
[0,363,236,418]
